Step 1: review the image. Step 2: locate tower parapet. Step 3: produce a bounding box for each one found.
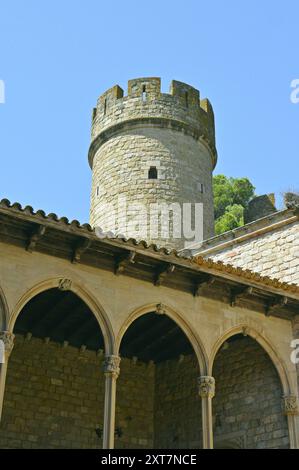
[89,78,216,169]
[88,78,217,249]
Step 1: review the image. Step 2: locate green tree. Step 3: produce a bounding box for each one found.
[213,175,255,235]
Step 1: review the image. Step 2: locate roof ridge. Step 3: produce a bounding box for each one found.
[0,198,298,295]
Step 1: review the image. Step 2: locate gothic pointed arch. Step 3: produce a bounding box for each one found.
[8,277,114,354]
[114,303,208,449]
[116,302,208,375]
[209,325,291,396]
[210,326,291,449]
[0,278,114,448]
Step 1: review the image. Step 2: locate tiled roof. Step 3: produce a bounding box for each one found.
[184,204,299,254]
[192,256,299,295]
[0,198,298,296]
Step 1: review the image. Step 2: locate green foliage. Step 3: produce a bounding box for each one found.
[213,175,255,234]
[215,204,244,235]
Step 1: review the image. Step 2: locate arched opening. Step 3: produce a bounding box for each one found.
[116,312,202,449]
[148,166,158,179]
[212,334,290,449]
[0,288,106,449]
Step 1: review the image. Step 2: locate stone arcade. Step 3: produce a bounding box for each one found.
[0,78,298,449]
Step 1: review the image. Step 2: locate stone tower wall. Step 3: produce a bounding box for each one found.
[88,78,217,249]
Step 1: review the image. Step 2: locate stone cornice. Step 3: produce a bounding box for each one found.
[88,117,217,170]
[0,198,298,310]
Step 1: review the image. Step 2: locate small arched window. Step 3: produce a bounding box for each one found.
[148,166,158,179]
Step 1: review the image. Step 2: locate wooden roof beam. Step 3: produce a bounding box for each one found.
[46,302,86,338]
[154,264,175,286]
[193,275,216,297]
[122,316,170,356]
[72,238,92,264]
[26,292,73,331]
[114,251,136,275]
[230,286,254,307]
[26,224,46,253]
[265,296,289,316]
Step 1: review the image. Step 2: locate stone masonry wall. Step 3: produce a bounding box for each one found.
[0,334,201,449]
[115,358,155,449]
[0,334,290,449]
[116,355,201,449]
[154,355,202,449]
[0,335,154,449]
[0,335,105,448]
[208,220,299,284]
[213,337,289,449]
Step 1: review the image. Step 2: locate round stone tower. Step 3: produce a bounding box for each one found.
[88,77,217,249]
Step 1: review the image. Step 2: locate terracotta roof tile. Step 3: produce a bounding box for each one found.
[0,198,298,296]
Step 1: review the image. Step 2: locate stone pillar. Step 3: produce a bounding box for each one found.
[283,395,299,449]
[290,315,299,449]
[102,355,120,449]
[198,375,215,449]
[292,315,299,391]
[0,331,15,421]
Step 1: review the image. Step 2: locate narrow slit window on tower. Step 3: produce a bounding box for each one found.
[198,183,204,194]
[185,91,189,108]
[142,85,147,102]
[96,186,100,196]
[148,166,158,179]
[103,98,107,115]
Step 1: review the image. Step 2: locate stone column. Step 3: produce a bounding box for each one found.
[290,315,299,449]
[0,331,15,421]
[198,375,215,449]
[102,355,121,449]
[292,315,299,391]
[283,395,299,449]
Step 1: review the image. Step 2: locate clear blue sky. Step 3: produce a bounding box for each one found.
[0,1,298,222]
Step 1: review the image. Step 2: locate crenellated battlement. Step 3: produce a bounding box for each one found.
[90,78,216,168]
[93,77,213,118]
[128,77,161,98]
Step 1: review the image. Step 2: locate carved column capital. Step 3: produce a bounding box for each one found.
[103,355,121,379]
[283,395,299,416]
[198,376,215,399]
[0,331,15,360]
